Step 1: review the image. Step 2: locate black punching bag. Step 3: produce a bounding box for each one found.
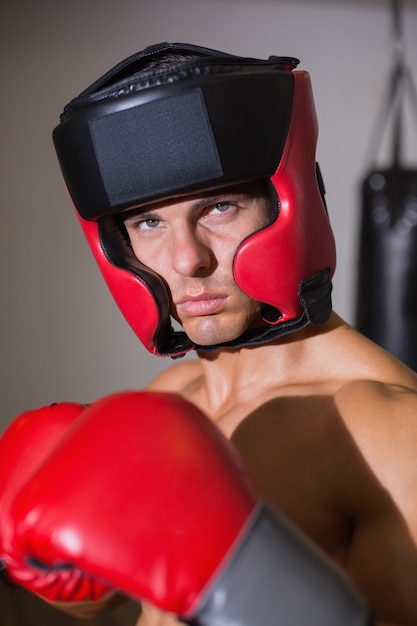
[355,60,417,370]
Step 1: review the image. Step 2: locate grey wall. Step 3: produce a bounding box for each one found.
[2,0,417,428]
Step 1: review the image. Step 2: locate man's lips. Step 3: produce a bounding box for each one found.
[175,294,228,316]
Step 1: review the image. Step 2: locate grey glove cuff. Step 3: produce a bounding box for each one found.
[188,503,372,626]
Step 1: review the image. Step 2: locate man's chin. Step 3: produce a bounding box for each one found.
[181,320,245,348]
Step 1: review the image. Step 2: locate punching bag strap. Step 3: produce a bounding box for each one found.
[391,0,404,167]
[365,0,417,169]
[391,63,403,168]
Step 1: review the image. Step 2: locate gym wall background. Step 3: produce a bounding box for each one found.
[1,0,417,428]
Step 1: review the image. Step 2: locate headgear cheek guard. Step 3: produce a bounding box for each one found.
[52,42,336,357]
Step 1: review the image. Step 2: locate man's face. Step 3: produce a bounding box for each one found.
[123,183,273,347]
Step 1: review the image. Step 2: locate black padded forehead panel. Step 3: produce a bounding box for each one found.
[90,89,222,209]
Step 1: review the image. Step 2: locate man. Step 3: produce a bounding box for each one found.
[2,42,417,625]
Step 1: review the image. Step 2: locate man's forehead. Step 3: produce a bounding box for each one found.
[121,180,270,218]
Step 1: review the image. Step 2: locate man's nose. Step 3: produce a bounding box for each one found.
[170,226,213,276]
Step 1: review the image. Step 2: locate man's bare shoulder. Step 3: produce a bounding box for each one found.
[147,358,203,394]
[334,374,417,511]
[332,321,417,438]
[335,374,417,432]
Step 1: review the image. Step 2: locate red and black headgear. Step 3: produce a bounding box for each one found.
[53,42,336,357]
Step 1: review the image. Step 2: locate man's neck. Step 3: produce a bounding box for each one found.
[194,313,343,417]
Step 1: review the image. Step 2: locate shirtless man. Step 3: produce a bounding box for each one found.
[2,42,417,626]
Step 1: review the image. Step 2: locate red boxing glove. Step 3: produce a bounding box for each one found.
[0,402,110,602]
[4,392,256,613]
[5,392,371,625]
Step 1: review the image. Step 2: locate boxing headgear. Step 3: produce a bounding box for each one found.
[53,42,336,357]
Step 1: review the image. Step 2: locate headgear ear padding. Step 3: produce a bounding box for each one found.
[53,43,336,357]
[79,219,163,354]
[233,71,336,324]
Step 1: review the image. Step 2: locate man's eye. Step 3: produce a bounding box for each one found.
[212,202,232,214]
[138,218,160,230]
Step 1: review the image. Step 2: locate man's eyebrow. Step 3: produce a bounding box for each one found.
[123,208,158,223]
[123,190,250,223]
[189,192,248,211]
[189,195,226,211]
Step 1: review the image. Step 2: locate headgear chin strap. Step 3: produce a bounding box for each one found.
[53,42,336,357]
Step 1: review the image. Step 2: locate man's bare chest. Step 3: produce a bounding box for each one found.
[223,392,378,567]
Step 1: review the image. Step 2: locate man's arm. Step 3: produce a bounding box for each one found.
[336,380,417,624]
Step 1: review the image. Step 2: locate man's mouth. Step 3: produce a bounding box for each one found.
[176,294,228,316]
